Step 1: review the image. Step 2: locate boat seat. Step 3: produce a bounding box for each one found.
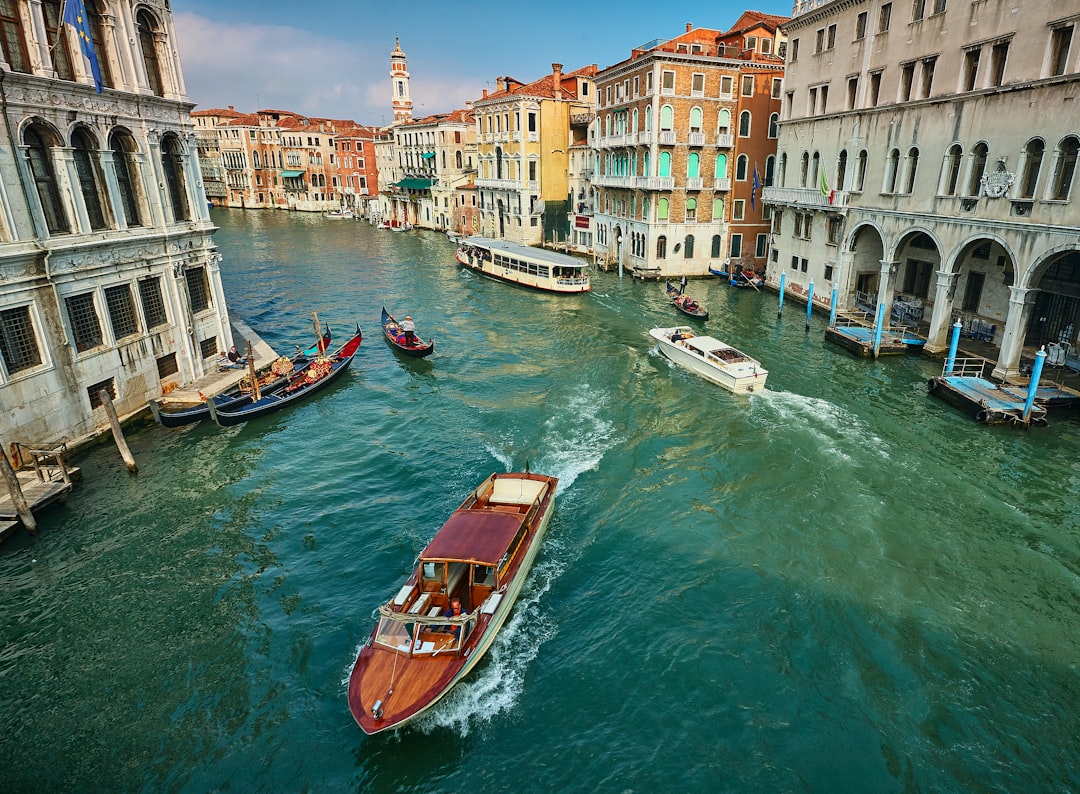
[428,606,442,617]
[408,592,431,615]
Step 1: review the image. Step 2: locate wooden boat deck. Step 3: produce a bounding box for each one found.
[826,322,925,357]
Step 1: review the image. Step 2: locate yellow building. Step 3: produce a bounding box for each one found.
[472,63,597,245]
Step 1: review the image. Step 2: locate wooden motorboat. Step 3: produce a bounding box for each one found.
[666,280,709,320]
[381,307,434,358]
[649,325,767,394]
[348,470,559,734]
[208,325,362,426]
[150,329,332,428]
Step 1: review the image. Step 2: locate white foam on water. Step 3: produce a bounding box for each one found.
[535,386,618,495]
[414,540,568,737]
[752,387,889,461]
[482,442,515,473]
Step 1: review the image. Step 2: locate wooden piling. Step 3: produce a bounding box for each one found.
[0,437,36,533]
[100,390,138,473]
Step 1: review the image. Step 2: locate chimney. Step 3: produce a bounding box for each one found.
[552,63,563,100]
[482,89,488,99]
[228,105,234,112]
[686,22,692,32]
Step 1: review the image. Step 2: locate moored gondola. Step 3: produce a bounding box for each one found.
[381,307,434,358]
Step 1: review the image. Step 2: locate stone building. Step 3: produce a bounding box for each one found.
[0,0,225,446]
[472,63,598,246]
[591,15,786,278]
[766,0,1080,379]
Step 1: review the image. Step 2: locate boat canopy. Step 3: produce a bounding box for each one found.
[421,509,524,566]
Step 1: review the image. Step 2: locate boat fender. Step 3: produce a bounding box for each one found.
[927,378,938,392]
[975,409,989,424]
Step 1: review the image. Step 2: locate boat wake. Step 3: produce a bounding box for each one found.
[751,387,888,461]
[414,537,568,737]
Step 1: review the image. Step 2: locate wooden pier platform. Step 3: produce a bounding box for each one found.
[0,447,80,540]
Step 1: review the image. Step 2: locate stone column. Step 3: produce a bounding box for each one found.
[143,132,168,227]
[924,269,956,352]
[54,148,90,234]
[992,286,1037,381]
[875,259,896,316]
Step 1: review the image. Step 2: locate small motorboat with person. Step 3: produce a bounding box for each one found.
[666,280,709,320]
[381,308,434,358]
[208,325,362,427]
[348,469,559,734]
[649,325,768,394]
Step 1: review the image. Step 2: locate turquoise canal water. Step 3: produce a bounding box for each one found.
[3,209,1080,792]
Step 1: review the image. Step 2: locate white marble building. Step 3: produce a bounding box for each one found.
[0,1,226,447]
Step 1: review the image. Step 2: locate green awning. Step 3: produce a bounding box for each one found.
[421,152,436,159]
[395,178,436,189]
[281,170,305,178]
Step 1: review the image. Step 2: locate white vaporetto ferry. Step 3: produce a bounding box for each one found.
[455,237,590,293]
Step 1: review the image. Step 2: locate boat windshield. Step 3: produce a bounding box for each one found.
[373,606,476,656]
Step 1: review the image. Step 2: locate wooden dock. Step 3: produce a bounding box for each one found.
[0,446,79,540]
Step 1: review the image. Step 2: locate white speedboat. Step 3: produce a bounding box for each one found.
[649,326,767,394]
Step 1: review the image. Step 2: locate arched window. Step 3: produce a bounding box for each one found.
[659,151,671,177]
[645,105,652,131]
[712,198,724,219]
[644,151,651,177]
[160,134,190,222]
[885,148,900,193]
[768,112,779,138]
[42,1,76,81]
[765,155,776,186]
[738,111,751,137]
[800,152,810,187]
[660,105,674,131]
[136,9,166,96]
[837,150,848,190]
[87,0,114,89]
[253,150,260,168]
[856,150,868,191]
[711,234,722,257]
[1052,136,1079,200]
[71,128,107,230]
[456,151,463,169]
[658,199,669,221]
[967,142,988,196]
[110,130,143,228]
[684,234,694,258]
[24,125,69,234]
[718,109,731,131]
[657,235,667,258]
[686,198,697,221]
[904,147,919,193]
[632,108,639,131]
[0,0,30,73]
[811,152,820,187]
[495,147,503,179]
[736,155,749,181]
[687,152,699,178]
[1017,139,1044,199]
[714,153,728,179]
[689,107,702,132]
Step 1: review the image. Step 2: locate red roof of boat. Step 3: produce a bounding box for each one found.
[421,509,523,566]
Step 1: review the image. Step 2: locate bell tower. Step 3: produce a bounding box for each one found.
[390,37,413,125]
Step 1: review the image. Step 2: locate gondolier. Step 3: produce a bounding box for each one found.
[401,316,416,345]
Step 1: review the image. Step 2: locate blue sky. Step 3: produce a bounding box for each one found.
[173,1,793,125]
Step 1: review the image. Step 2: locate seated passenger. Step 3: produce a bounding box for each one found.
[442,597,468,637]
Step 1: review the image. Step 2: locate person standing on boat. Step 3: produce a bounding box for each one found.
[401,316,416,346]
[680,274,687,294]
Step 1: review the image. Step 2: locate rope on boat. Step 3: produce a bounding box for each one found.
[376,602,478,629]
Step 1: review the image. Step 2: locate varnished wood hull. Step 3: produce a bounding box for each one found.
[348,472,557,734]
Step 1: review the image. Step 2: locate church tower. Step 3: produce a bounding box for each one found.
[390,38,413,125]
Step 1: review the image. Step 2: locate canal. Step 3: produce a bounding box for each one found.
[2,208,1079,791]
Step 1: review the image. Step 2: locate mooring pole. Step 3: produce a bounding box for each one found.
[778,271,786,318]
[0,437,35,533]
[805,279,815,332]
[100,390,138,473]
[1022,346,1048,424]
[828,284,838,328]
[872,301,886,358]
[945,321,962,375]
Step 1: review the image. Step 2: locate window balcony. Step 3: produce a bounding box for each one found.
[659,130,677,146]
[713,177,731,191]
[715,133,733,148]
[686,177,703,190]
[762,186,848,209]
[688,132,705,147]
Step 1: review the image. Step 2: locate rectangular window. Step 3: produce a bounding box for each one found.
[921,56,937,98]
[790,39,799,62]
[646,71,653,92]
[746,36,758,52]
[741,75,754,96]
[962,272,985,312]
[900,62,915,101]
[933,0,947,13]
[912,0,926,22]
[791,255,799,270]
[761,38,772,55]
[989,41,1008,86]
[855,11,867,40]
[691,73,705,96]
[633,75,639,96]
[808,86,818,115]
[720,75,734,98]
[66,292,102,352]
[827,216,843,244]
[801,258,809,272]
[816,28,825,53]
[827,24,837,50]
[661,70,675,93]
[105,284,139,340]
[156,352,178,379]
[869,70,883,105]
[0,305,42,375]
[963,47,981,91]
[879,3,892,33]
[794,213,803,238]
[755,234,768,258]
[771,77,782,98]
[199,336,218,360]
[87,377,115,410]
[733,199,746,220]
[1051,25,1073,76]
[847,76,859,109]
[528,112,537,132]
[730,234,743,258]
[824,264,834,281]
[185,267,211,313]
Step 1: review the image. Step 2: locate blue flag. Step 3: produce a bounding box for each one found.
[751,165,761,210]
[63,0,103,93]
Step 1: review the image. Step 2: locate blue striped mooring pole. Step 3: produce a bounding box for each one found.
[872,301,885,357]
[945,321,962,375]
[1022,347,1048,424]
[805,279,814,332]
[828,284,838,328]
[778,271,786,318]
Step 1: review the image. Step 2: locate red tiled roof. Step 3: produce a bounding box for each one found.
[481,64,598,102]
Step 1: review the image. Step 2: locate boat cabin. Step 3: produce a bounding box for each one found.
[372,475,550,658]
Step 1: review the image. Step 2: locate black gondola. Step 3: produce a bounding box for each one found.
[666,280,709,320]
[208,325,362,427]
[381,307,434,358]
[150,328,332,428]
